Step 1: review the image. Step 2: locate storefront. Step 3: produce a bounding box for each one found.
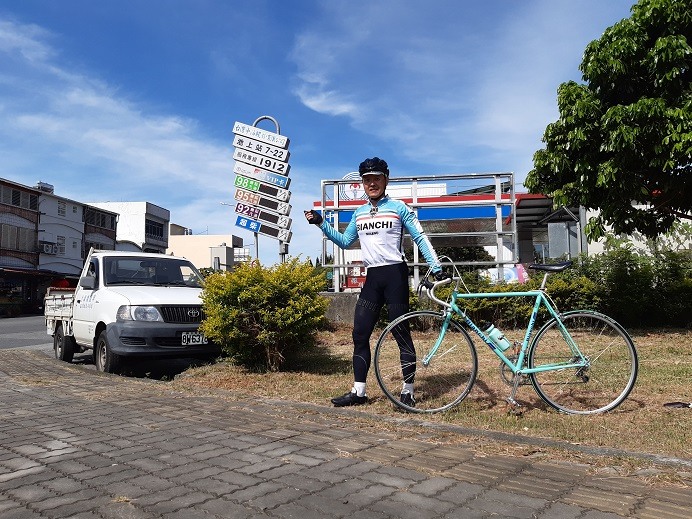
[0,267,77,316]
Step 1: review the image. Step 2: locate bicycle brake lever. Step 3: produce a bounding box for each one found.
[416,279,432,297]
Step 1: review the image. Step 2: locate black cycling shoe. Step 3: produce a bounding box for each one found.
[331,391,368,407]
[399,391,415,408]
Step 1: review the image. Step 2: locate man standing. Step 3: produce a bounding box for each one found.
[305,157,448,407]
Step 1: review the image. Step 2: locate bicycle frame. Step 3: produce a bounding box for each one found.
[428,285,588,377]
[375,261,637,414]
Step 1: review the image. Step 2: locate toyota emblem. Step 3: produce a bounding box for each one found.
[188,309,200,318]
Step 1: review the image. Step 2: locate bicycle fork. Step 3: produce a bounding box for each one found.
[422,310,453,366]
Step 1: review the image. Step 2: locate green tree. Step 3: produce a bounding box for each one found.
[404,245,493,267]
[525,0,691,240]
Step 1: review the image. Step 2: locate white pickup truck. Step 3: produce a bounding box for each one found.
[44,249,219,373]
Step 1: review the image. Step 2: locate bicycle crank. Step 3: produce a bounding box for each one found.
[499,357,530,386]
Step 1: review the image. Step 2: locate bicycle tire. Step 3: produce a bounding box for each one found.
[374,310,478,413]
[528,311,638,414]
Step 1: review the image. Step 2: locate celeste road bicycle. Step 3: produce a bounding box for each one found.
[373,261,638,415]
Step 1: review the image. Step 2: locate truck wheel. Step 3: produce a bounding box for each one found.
[54,325,75,363]
[95,331,121,374]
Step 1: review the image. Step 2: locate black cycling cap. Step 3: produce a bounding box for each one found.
[358,157,389,177]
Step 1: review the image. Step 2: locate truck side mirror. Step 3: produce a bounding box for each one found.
[79,277,96,290]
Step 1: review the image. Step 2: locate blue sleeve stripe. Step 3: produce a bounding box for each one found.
[321,207,360,248]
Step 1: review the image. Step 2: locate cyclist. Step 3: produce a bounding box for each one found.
[305,157,448,407]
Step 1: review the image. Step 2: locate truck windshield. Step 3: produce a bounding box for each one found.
[103,257,204,288]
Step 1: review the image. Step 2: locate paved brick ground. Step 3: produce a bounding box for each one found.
[1,351,690,518]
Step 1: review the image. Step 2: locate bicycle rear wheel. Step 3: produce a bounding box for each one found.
[374,310,478,413]
[528,311,638,414]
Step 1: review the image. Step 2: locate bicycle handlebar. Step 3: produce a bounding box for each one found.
[419,260,572,304]
[418,276,453,308]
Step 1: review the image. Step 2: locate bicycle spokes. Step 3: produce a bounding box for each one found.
[528,312,638,414]
[374,311,478,413]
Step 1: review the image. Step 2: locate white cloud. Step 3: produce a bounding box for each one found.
[0,18,53,62]
[0,18,233,231]
[289,0,633,178]
[294,83,360,118]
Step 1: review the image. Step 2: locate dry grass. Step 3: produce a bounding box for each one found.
[173,325,692,477]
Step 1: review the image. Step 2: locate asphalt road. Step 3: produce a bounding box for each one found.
[0,314,210,378]
[0,314,53,354]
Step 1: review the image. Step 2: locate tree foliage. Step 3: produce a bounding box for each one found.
[525,0,692,240]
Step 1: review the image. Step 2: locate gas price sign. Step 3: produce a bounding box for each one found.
[232,118,293,244]
[234,174,291,202]
[234,161,290,189]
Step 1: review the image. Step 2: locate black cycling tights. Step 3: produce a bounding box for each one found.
[352,262,414,383]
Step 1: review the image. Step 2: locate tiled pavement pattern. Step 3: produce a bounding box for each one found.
[1,351,690,519]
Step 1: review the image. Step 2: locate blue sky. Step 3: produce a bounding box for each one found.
[0,0,634,264]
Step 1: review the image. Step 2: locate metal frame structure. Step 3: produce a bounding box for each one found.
[317,172,517,292]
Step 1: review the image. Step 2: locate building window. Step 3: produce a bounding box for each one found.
[145,219,165,240]
[0,224,37,252]
[58,201,66,216]
[0,224,17,249]
[57,236,66,255]
[0,185,38,210]
[85,208,116,230]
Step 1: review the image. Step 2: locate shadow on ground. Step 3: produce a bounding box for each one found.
[70,352,214,381]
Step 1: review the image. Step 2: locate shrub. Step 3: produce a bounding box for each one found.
[569,248,692,328]
[648,250,692,327]
[200,259,330,371]
[420,244,691,329]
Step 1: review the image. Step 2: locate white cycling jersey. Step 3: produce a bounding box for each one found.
[319,195,441,271]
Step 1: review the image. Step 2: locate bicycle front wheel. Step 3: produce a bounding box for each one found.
[374,311,478,413]
[528,311,638,414]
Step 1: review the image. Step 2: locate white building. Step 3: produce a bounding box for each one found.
[166,223,242,270]
[10,181,118,277]
[89,201,169,253]
[35,183,86,276]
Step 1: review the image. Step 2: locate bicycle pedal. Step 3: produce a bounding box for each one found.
[505,398,524,416]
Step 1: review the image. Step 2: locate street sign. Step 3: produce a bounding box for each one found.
[231,117,292,248]
[233,148,290,176]
[232,121,289,148]
[232,134,290,163]
[233,161,290,189]
[235,215,292,242]
[234,188,291,215]
[234,174,291,202]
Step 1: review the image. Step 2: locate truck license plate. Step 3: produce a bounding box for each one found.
[181,331,208,346]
